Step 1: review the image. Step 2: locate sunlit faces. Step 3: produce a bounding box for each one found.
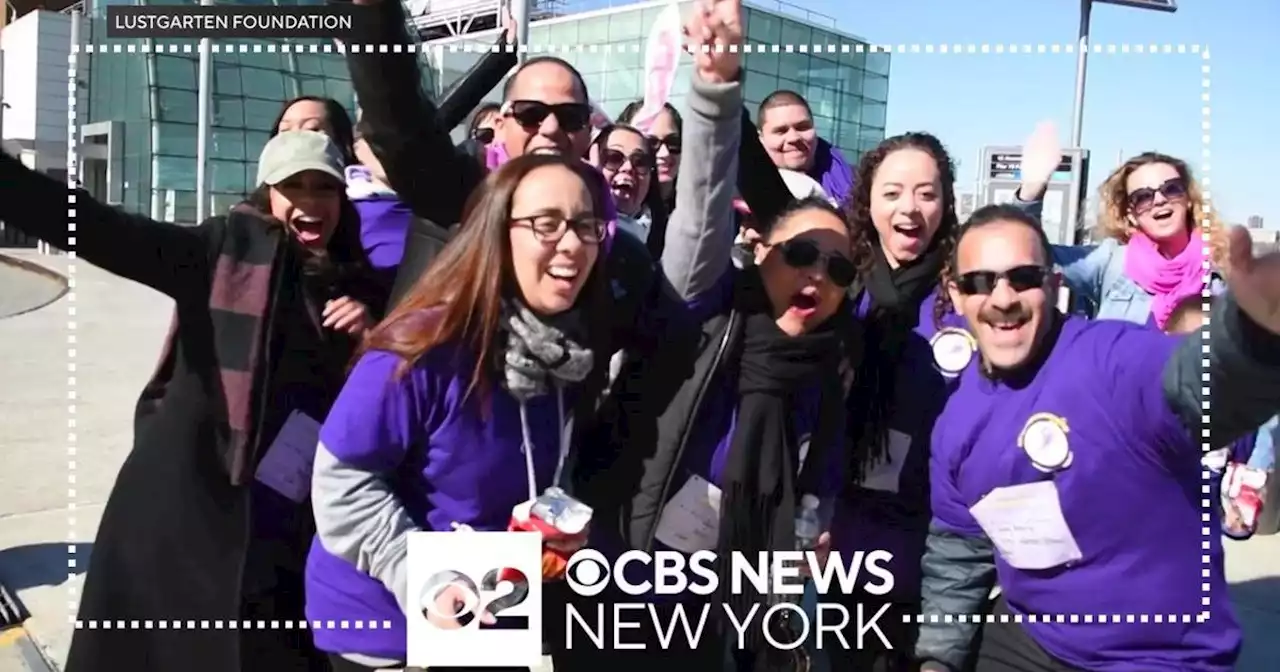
[508,165,601,315]
[268,170,343,251]
[598,128,654,217]
[760,102,817,172]
[648,108,682,185]
[947,221,1059,372]
[497,61,593,159]
[754,207,852,336]
[870,148,945,267]
[1125,161,1191,251]
[277,99,332,136]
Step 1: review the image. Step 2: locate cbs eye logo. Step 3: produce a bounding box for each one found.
[419,567,531,630]
[564,549,611,597]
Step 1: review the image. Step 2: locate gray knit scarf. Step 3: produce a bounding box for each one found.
[497,301,595,402]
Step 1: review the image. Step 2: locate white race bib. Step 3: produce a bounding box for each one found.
[969,480,1082,571]
[858,429,913,493]
[653,474,723,553]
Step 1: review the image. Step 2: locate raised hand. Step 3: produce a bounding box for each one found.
[1018,120,1062,201]
[1223,226,1280,335]
[683,0,743,84]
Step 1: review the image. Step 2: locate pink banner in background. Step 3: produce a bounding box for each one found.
[630,1,683,134]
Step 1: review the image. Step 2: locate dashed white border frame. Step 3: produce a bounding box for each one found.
[66,41,1211,631]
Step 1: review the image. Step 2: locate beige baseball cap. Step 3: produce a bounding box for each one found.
[256,130,345,187]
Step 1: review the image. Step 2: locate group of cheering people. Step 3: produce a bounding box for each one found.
[1,0,1278,671]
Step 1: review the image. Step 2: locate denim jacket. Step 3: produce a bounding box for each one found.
[1012,196,1223,321]
[1014,196,1270,465]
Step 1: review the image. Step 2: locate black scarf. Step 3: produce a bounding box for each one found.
[846,244,947,482]
[714,271,847,654]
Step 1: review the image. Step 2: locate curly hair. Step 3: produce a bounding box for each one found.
[844,132,960,325]
[1097,151,1227,267]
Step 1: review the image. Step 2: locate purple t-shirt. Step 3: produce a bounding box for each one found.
[304,344,577,660]
[830,289,968,602]
[931,317,1239,671]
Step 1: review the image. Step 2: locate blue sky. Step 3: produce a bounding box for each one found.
[797,0,1278,227]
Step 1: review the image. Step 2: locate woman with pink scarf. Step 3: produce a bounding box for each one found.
[1017,144,1277,536]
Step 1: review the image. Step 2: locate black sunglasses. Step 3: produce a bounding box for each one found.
[506,101,592,133]
[472,127,495,145]
[511,214,605,245]
[1126,177,1187,215]
[601,148,654,172]
[648,134,682,154]
[765,238,856,288]
[956,265,1050,295]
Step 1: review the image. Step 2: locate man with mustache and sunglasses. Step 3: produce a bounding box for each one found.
[915,204,1280,672]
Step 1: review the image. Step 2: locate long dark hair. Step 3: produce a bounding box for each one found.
[364,154,612,405]
[271,96,357,166]
[845,132,960,325]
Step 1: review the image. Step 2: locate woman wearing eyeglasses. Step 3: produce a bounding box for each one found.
[306,154,614,672]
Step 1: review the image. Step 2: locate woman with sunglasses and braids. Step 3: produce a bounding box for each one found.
[820,131,1044,672]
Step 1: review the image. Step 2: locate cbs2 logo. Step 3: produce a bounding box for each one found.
[419,567,531,629]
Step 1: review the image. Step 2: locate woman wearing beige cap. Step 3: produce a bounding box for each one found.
[0,130,384,672]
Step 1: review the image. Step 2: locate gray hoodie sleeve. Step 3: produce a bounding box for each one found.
[660,73,743,301]
[313,444,418,614]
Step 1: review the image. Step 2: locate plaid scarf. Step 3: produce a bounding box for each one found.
[137,205,285,486]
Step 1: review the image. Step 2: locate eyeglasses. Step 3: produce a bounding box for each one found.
[472,127,495,145]
[1126,178,1187,215]
[601,148,654,172]
[511,214,605,245]
[955,265,1050,295]
[762,238,857,287]
[649,134,682,154]
[505,101,592,134]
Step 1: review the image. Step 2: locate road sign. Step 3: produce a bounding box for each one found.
[1094,0,1178,13]
[979,146,1090,248]
[987,152,1076,184]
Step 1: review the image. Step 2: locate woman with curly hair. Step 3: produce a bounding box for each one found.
[1016,143,1275,535]
[820,132,1040,671]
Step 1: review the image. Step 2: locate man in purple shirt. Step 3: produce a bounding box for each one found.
[917,204,1280,672]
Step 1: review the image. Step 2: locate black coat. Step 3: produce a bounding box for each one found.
[0,152,374,672]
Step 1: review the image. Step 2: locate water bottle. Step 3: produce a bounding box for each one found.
[795,494,822,551]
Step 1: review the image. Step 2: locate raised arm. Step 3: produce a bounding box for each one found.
[1164,293,1280,448]
[0,152,208,301]
[660,1,742,302]
[346,0,487,225]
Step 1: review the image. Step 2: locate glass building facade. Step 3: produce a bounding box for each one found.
[79,0,887,222]
[81,0,360,221]
[429,1,890,164]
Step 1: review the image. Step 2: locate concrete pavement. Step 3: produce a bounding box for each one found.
[0,249,1276,671]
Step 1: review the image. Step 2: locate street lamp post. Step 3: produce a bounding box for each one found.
[196,0,214,224]
[1070,0,1179,150]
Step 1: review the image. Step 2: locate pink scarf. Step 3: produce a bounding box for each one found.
[1124,230,1205,330]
